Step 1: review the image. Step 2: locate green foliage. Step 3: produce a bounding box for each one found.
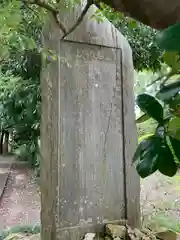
[0,2,42,170]
[0,0,44,61]
[169,137,180,160]
[0,0,164,72]
[135,136,159,178]
[138,133,153,143]
[163,52,180,72]
[156,142,177,177]
[134,91,180,178]
[136,114,150,124]
[118,22,162,71]
[136,93,163,123]
[137,118,157,140]
[0,0,163,71]
[103,7,163,71]
[0,224,40,240]
[0,70,40,167]
[156,81,180,103]
[0,0,168,174]
[134,22,180,178]
[156,22,180,52]
[147,214,180,233]
[134,131,178,178]
[168,117,180,140]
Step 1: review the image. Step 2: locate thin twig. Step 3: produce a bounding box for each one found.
[52,11,67,34]
[62,0,93,39]
[27,0,58,13]
[25,0,67,35]
[146,71,175,88]
[160,71,176,88]
[146,75,164,87]
[25,0,94,39]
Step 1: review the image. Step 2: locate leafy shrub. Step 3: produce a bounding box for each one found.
[133,22,180,178]
[0,224,40,240]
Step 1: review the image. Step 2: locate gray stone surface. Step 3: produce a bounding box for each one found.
[0,168,10,200]
[0,157,12,200]
[41,3,140,240]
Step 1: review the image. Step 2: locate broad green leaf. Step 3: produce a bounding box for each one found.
[138,133,153,143]
[169,136,180,161]
[156,81,180,102]
[133,136,154,163]
[136,113,150,123]
[168,117,180,141]
[157,144,177,177]
[136,93,163,123]
[133,135,163,163]
[156,22,180,52]
[163,52,180,72]
[169,93,180,116]
[136,152,158,178]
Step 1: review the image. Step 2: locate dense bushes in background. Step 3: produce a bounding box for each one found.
[0,1,166,176]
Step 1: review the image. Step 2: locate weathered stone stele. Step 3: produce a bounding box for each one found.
[41,3,140,240]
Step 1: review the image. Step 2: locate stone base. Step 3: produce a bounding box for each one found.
[56,220,126,240]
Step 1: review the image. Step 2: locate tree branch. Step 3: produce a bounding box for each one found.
[27,0,58,14]
[146,71,175,88]
[23,0,180,31]
[62,0,93,39]
[25,0,67,35]
[25,0,94,39]
[102,0,180,29]
[52,11,68,35]
[146,75,164,87]
[160,71,176,88]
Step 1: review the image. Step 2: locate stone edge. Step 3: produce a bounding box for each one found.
[0,162,12,202]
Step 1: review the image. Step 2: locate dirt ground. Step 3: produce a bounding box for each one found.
[0,162,179,232]
[141,171,180,231]
[0,166,40,230]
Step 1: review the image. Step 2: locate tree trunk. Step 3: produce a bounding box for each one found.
[3,131,9,154]
[103,0,180,29]
[0,130,4,154]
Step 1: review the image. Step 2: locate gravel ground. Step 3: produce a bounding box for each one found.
[0,163,179,232]
[0,166,40,230]
[141,171,180,231]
